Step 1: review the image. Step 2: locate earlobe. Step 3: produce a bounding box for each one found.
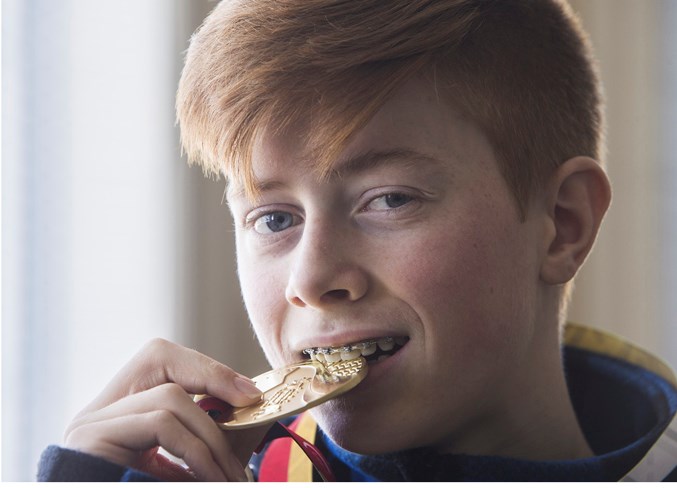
[540,156,612,285]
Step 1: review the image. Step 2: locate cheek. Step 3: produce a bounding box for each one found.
[392,211,537,355]
[239,265,280,323]
[236,246,288,365]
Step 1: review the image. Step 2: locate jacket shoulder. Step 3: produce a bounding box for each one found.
[37,445,158,482]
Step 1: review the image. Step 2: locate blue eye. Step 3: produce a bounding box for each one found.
[253,211,296,234]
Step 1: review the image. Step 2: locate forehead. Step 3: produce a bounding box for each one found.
[227,76,495,199]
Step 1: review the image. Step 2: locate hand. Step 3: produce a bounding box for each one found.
[64,338,269,481]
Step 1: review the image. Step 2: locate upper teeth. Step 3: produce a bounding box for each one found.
[304,337,400,360]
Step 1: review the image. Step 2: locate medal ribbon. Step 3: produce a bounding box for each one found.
[198,397,334,481]
[256,416,336,482]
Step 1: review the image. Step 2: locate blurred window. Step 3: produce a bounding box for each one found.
[3,0,181,480]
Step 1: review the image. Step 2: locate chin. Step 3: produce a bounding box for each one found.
[311,400,416,455]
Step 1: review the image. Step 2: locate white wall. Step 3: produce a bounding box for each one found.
[660,0,677,371]
[567,0,677,370]
[4,0,183,480]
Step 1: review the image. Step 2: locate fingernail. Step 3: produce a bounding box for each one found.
[234,376,262,399]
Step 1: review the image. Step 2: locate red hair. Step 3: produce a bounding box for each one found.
[177,0,604,216]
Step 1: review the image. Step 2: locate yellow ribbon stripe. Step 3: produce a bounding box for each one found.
[288,413,317,482]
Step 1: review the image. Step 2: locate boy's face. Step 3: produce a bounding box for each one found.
[228,76,548,454]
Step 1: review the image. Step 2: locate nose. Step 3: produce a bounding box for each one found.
[285,222,369,308]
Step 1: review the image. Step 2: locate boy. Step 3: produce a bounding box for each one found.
[38,0,677,481]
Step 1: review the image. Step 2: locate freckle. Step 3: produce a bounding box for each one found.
[489,286,495,294]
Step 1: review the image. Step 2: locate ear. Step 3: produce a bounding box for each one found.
[540,156,612,285]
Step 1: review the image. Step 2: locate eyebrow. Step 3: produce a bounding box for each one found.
[329,148,440,179]
[226,147,440,201]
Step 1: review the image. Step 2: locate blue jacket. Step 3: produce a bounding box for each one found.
[38,324,677,482]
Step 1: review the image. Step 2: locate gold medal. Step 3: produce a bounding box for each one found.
[196,357,367,430]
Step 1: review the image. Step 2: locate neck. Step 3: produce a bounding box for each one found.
[439,321,593,461]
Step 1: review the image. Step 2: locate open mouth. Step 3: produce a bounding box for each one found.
[302,336,409,365]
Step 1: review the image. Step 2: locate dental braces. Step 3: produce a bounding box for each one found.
[303,337,395,357]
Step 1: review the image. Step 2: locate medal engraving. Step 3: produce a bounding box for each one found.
[250,375,309,420]
[197,357,367,430]
[326,357,364,377]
